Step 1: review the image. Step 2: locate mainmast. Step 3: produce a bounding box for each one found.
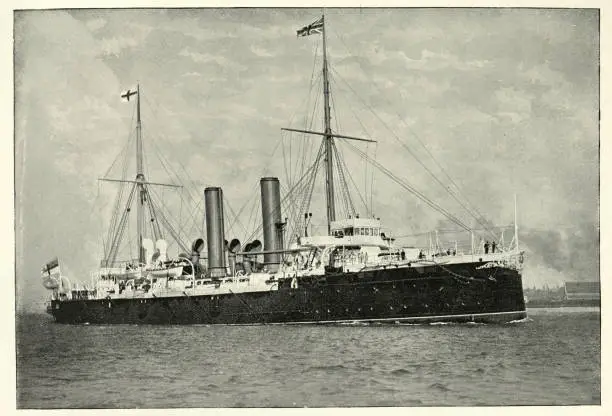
[135,83,145,264]
[321,15,335,234]
[288,15,377,237]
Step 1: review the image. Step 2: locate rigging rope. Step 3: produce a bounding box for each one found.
[146,186,190,254]
[144,186,162,241]
[226,182,260,239]
[370,143,378,216]
[105,131,136,263]
[326,69,354,219]
[147,185,195,250]
[224,196,250,241]
[142,98,203,206]
[341,139,473,232]
[330,29,495,236]
[328,72,378,215]
[333,140,367,217]
[102,104,136,179]
[106,182,138,265]
[131,97,209,251]
[331,140,355,217]
[286,140,325,245]
[285,43,321,188]
[329,64,498,240]
[243,145,325,245]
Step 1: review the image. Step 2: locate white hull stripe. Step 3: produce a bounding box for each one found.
[220,310,527,326]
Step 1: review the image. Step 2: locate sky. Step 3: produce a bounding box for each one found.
[13,7,599,312]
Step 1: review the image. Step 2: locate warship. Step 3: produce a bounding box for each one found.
[43,15,527,325]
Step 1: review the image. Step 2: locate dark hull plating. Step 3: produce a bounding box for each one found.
[49,262,526,325]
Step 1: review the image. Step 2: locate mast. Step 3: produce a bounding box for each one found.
[101,84,191,267]
[321,14,335,234]
[292,14,377,235]
[136,83,146,264]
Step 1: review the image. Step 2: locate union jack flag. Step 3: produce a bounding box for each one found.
[297,16,324,37]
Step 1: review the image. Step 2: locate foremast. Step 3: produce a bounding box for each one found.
[135,83,146,264]
[101,84,184,268]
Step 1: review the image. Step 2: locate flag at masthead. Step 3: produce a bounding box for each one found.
[120,89,137,102]
[297,15,335,233]
[297,16,324,37]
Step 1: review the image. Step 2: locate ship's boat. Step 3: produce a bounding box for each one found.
[43,14,526,325]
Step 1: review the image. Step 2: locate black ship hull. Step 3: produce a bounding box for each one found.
[49,261,526,325]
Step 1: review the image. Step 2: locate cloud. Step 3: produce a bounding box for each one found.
[94,20,154,56]
[250,44,274,57]
[99,35,140,56]
[396,49,492,72]
[178,47,246,71]
[86,17,106,32]
[494,86,534,121]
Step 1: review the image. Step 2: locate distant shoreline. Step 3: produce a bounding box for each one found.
[525,299,600,309]
[526,306,600,315]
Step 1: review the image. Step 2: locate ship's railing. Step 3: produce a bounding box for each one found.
[408,239,516,259]
[324,243,524,272]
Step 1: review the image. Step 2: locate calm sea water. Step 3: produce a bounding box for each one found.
[16,307,600,408]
